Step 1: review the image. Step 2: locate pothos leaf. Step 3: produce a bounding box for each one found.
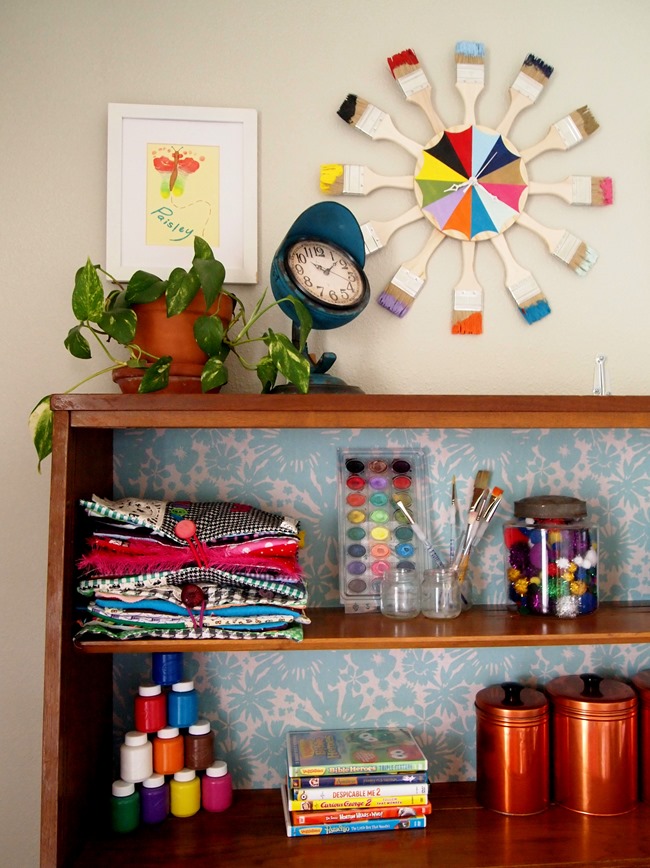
[64,325,92,359]
[29,396,54,471]
[138,356,172,392]
[98,308,137,344]
[201,356,229,392]
[72,259,104,323]
[264,330,310,393]
[166,268,200,316]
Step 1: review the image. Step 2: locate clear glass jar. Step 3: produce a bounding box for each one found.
[422,568,461,619]
[380,567,421,619]
[504,495,598,618]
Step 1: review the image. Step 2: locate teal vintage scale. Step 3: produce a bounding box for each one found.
[270,202,370,392]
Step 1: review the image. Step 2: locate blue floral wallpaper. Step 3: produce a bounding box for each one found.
[112,425,650,786]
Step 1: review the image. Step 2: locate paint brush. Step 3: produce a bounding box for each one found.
[455,41,485,126]
[490,233,551,324]
[456,486,503,582]
[453,469,491,575]
[377,227,446,316]
[337,94,423,160]
[395,500,445,569]
[387,48,445,135]
[528,175,614,206]
[451,241,483,335]
[496,53,554,137]
[516,212,598,275]
[449,475,462,563]
[360,204,424,255]
[320,163,413,196]
[520,105,600,162]
[471,487,504,547]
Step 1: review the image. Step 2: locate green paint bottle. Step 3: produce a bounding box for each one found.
[111,779,140,833]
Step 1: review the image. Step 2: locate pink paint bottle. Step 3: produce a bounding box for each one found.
[201,760,233,812]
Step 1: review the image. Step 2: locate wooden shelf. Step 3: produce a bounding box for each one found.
[51,392,650,430]
[70,785,650,867]
[42,395,650,867]
[76,602,650,654]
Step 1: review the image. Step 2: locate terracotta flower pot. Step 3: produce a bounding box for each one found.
[112,292,234,394]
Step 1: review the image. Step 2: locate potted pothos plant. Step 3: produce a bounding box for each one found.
[29,236,312,470]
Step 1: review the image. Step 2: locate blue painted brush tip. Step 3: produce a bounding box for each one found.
[521,299,551,324]
[456,40,485,57]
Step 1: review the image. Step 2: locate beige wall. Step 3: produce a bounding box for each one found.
[2,1,648,862]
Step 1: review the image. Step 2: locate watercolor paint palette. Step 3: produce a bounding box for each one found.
[337,449,429,612]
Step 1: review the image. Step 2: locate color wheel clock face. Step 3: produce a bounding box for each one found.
[415,125,528,240]
[324,43,611,334]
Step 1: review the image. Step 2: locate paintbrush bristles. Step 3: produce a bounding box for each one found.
[522,54,554,84]
[337,94,368,126]
[320,164,344,194]
[593,176,614,205]
[388,48,421,80]
[455,41,485,64]
[378,271,422,317]
[571,105,600,137]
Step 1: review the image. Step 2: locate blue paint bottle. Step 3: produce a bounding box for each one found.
[152,652,183,686]
[167,680,198,728]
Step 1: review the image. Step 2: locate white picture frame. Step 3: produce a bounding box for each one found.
[106,103,258,283]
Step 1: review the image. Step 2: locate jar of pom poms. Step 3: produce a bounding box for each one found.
[503,495,598,618]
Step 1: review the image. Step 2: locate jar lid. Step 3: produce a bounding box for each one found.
[142,773,165,789]
[172,680,195,692]
[632,670,650,693]
[206,760,228,778]
[174,768,196,782]
[112,779,135,797]
[157,726,180,739]
[514,495,586,520]
[188,719,211,736]
[138,683,162,697]
[546,673,636,711]
[124,730,148,746]
[475,682,548,721]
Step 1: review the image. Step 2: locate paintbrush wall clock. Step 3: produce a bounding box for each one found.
[321,43,613,333]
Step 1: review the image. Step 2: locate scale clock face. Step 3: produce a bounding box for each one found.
[285,239,368,309]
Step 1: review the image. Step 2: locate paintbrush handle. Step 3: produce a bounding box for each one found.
[407,90,446,136]
[528,176,612,206]
[496,90,534,137]
[453,240,483,314]
[520,110,594,162]
[456,75,484,127]
[403,227,446,274]
[361,107,423,160]
[516,212,597,273]
[358,167,414,195]
[361,204,424,254]
[490,233,551,316]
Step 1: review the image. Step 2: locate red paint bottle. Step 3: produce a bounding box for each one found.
[134,683,167,733]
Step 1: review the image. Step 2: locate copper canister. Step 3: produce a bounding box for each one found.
[475,681,549,815]
[547,673,638,815]
[631,669,650,800]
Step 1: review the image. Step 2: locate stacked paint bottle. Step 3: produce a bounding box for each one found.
[111,651,232,834]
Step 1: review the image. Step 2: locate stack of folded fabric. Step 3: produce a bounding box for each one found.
[74,495,308,642]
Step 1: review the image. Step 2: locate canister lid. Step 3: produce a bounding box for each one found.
[514,495,586,520]
[546,673,636,711]
[475,681,548,721]
[632,669,650,693]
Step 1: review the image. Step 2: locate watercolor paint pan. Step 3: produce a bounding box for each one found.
[337,449,430,613]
